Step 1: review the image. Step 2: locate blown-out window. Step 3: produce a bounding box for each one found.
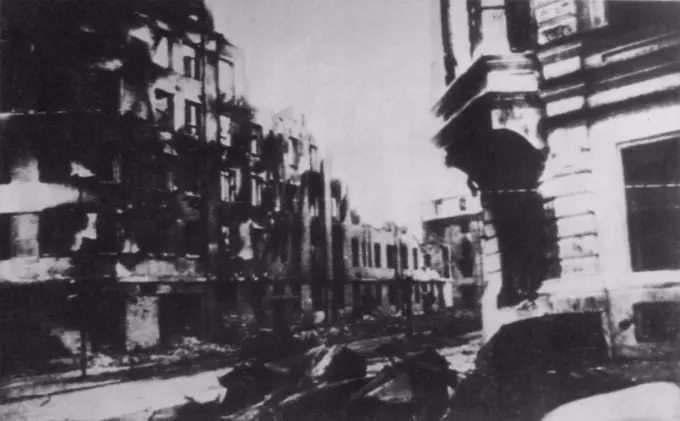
[623,137,680,272]
[400,244,409,270]
[183,44,201,79]
[351,238,360,267]
[154,89,174,131]
[374,243,382,268]
[387,245,396,269]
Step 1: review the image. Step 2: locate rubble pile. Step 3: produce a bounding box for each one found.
[87,336,240,372]
[219,340,458,421]
[444,315,637,421]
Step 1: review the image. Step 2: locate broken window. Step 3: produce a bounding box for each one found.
[361,239,367,266]
[184,220,205,257]
[413,248,419,269]
[39,207,87,256]
[0,215,11,259]
[374,244,382,268]
[400,244,409,270]
[38,138,71,183]
[459,236,475,278]
[623,137,680,272]
[367,240,373,267]
[154,89,174,131]
[387,245,396,269]
[95,212,119,254]
[182,44,201,79]
[184,101,202,136]
[219,59,235,101]
[219,115,232,146]
[351,238,360,267]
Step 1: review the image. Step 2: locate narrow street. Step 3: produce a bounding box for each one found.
[2,0,680,420]
[1,332,483,421]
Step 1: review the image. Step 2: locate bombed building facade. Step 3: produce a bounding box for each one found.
[432,0,680,359]
[0,1,259,365]
[421,195,484,309]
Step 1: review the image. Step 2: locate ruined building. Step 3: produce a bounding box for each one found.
[0,1,257,369]
[432,0,680,359]
[421,195,484,309]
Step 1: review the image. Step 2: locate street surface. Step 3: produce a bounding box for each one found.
[0,333,483,421]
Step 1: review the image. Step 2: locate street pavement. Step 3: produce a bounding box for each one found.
[1,368,230,421]
[0,332,484,421]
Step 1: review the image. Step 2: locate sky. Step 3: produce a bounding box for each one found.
[208,0,467,234]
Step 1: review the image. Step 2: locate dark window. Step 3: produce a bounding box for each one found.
[39,208,88,256]
[351,238,360,267]
[506,0,534,51]
[0,215,11,259]
[442,246,450,278]
[361,240,367,267]
[154,89,174,131]
[38,143,71,183]
[460,237,475,278]
[374,243,382,268]
[184,101,202,136]
[424,254,432,268]
[387,245,396,269]
[413,248,419,269]
[0,146,11,184]
[183,44,201,79]
[367,241,372,267]
[95,213,119,254]
[76,213,119,254]
[400,244,409,269]
[623,138,680,272]
[184,220,205,257]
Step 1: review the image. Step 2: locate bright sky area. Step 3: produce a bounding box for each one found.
[208,0,467,235]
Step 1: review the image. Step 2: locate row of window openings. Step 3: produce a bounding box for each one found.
[220,171,266,206]
[154,37,235,98]
[0,213,205,258]
[351,239,418,270]
[155,90,260,153]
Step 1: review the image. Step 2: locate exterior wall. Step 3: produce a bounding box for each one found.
[421,196,485,286]
[0,7,251,353]
[344,222,423,281]
[432,0,680,359]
